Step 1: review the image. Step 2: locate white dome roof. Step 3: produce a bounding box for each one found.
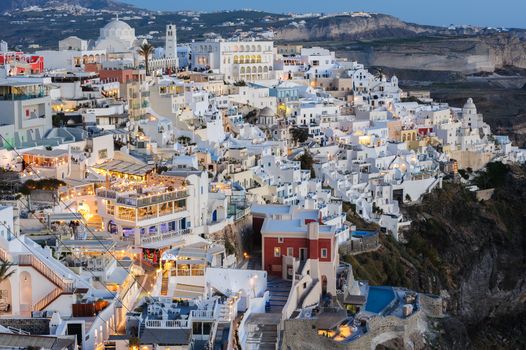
[96,19,137,53]
[102,19,133,33]
[259,107,275,117]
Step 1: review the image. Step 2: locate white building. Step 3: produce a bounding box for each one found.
[190,40,274,81]
[0,80,52,147]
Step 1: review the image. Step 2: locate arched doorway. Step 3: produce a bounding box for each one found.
[107,221,117,234]
[20,271,32,313]
[212,210,217,223]
[321,275,328,295]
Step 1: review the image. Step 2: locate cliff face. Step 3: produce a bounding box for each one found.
[275,14,436,41]
[275,14,526,73]
[336,34,526,73]
[345,164,526,349]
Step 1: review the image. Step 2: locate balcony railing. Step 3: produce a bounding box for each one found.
[97,189,189,207]
[144,319,190,329]
[140,228,192,245]
[0,92,46,101]
[190,309,215,320]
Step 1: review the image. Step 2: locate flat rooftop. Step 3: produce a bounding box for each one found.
[251,203,292,216]
[261,218,335,236]
[93,159,154,177]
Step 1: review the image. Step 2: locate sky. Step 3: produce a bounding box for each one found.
[121,0,526,28]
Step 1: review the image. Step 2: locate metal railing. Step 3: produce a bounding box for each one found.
[144,319,190,329]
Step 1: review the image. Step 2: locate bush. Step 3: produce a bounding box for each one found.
[291,127,309,144]
[474,162,509,189]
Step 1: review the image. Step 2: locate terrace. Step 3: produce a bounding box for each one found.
[22,149,69,168]
[0,82,46,101]
[96,174,189,210]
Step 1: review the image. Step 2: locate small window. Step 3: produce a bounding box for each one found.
[321,248,328,258]
[278,237,284,243]
[274,247,281,257]
[287,247,293,256]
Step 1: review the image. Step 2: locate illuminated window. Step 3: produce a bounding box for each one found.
[274,247,281,257]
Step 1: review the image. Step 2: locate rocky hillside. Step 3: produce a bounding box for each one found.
[275,14,438,41]
[0,0,133,11]
[344,163,526,349]
[336,33,526,73]
[274,13,512,42]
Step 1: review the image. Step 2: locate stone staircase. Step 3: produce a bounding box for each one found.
[212,322,230,350]
[245,323,279,350]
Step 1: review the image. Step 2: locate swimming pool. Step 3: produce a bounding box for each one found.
[352,231,376,238]
[364,286,396,314]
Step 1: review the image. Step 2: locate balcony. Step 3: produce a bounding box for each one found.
[144,319,190,329]
[190,309,215,320]
[140,228,192,245]
[0,92,46,101]
[97,188,188,207]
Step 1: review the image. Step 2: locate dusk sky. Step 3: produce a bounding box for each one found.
[121,0,526,28]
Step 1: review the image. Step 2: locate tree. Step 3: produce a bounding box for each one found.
[137,43,155,76]
[0,259,15,284]
[298,151,314,172]
[291,127,309,144]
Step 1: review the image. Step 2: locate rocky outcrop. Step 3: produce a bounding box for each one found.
[337,34,526,73]
[275,14,437,41]
[275,13,526,73]
[345,164,526,348]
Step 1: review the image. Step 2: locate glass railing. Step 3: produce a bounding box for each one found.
[98,189,188,207]
[0,93,46,101]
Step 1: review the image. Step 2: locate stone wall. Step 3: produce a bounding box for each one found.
[339,233,380,256]
[282,306,433,350]
[448,150,494,171]
[0,318,50,335]
[419,294,445,318]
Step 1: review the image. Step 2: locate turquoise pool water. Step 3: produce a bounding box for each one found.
[352,230,376,238]
[365,286,396,314]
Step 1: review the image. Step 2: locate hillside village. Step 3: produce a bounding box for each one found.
[0,16,524,350]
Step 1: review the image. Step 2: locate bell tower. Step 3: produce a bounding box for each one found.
[165,24,177,59]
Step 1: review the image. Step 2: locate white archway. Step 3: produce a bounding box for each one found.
[19,271,32,313]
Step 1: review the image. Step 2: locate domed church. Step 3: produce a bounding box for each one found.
[94,18,142,53]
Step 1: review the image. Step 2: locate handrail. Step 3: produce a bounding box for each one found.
[33,287,62,311]
[18,254,74,292]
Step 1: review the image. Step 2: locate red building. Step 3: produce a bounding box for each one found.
[0,52,44,75]
[253,204,339,294]
[98,68,145,84]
